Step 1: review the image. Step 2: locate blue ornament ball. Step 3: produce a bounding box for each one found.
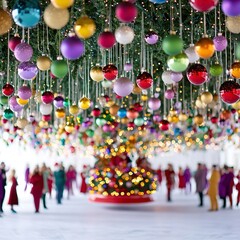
[117,108,127,118]
[149,0,166,3]
[12,0,41,28]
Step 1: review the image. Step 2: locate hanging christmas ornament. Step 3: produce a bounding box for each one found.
[162,33,184,56]
[37,56,51,71]
[194,114,204,126]
[148,97,161,111]
[18,62,38,80]
[102,80,113,88]
[41,91,54,104]
[187,63,208,85]
[118,108,127,118]
[0,8,12,35]
[167,53,189,72]
[69,104,79,115]
[98,31,116,49]
[159,120,170,131]
[185,44,199,63]
[195,37,215,59]
[115,1,138,23]
[201,92,213,104]
[210,63,223,77]
[132,84,142,94]
[127,108,139,119]
[79,97,91,110]
[16,97,29,106]
[42,115,51,122]
[236,42,240,60]
[54,96,64,108]
[74,15,96,39]
[91,107,101,117]
[14,42,33,62]
[3,109,14,120]
[150,0,166,3]
[90,66,104,82]
[230,62,240,79]
[232,101,240,110]
[50,58,68,79]
[113,77,133,97]
[189,0,219,12]
[8,35,21,52]
[145,30,159,45]
[60,35,85,60]
[0,96,8,106]
[115,25,135,45]
[55,108,65,119]
[40,104,53,115]
[220,81,240,104]
[226,16,240,33]
[109,104,120,116]
[134,117,144,127]
[12,0,41,28]
[213,33,228,52]
[162,70,175,85]
[2,83,14,97]
[136,72,153,90]
[44,4,69,30]
[124,62,133,72]
[9,96,23,112]
[133,102,143,112]
[103,64,118,81]
[171,71,183,83]
[51,0,74,9]
[222,0,240,17]
[179,112,188,122]
[18,85,32,100]
[165,89,175,99]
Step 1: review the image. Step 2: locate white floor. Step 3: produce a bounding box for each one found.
[0,189,240,240]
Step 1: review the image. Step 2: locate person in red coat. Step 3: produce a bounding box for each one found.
[178,167,186,190]
[156,166,162,186]
[47,167,53,199]
[8,169,18,213]
[30,166,43,213]
[80,165,88,194]
[165,164,175,202]
[236,170,240,207]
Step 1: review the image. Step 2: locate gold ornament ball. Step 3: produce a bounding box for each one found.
[65,125,75,133]
[17,97,29,106]
[232,101,240,110]
[35,126,41,134]
[90,66,104,82]
[168,115,179,124]
[201,91,213,104]
[230,62,240,79]
[195,37,215,59]
[39,121,48,128]
[51,0,74,9]
[55,108,66,118]
[37,56,52,71]
[69,104,79,115]
[16,118,28,129]
[44,4,70,30]
[109,104,120,116]
[0,8,12,35]
[74,15,96,39]
[169,108,177,116]
[141,94,148,101]
[132,85,142,95]
[195,98,206,109]
[179,113,188,122]
[213,93,219,102]
[226,16,240,34]
[194,114,204,126]
[79,97,91,110]
[106,99,114,108]
[121,117,129,124]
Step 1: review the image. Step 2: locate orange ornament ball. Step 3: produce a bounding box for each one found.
[230,62,240,79]
[195,37,215,59]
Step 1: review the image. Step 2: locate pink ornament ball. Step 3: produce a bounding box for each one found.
[165,89,175,99]
[115,1,138,23]
[14,42,33,62]
[113,77,133,97]
[9,96,23,112]
[148,97,161,111]
[18,62,38,80]
[213,34,228,52]
[18,85,32,100]
[145,31,159,45]
[171,71,183,83]
[41,91,54,104]
[124,63,133,72]
[8,35,21,52]
[98,31,116,49]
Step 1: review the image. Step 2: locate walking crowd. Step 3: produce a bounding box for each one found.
[0,162,88,216]
[156,163,240,211]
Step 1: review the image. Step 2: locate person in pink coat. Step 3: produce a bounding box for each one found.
[80,165,88,194]
[66,165,76,199]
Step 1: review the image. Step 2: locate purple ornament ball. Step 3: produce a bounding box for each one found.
[60,36,85,60]
[14,42,33,62]
[54,96,64,108]
[165,89,175,99]
[148,97,161,110]
[171,71,183,83]
[145,30,159,45]
[18,62,38,80]
[213,33,228,52]
[9,96,23,112]
[18,85,32,100]
[153,114,161,122]
[113,77,133,97]
[222,0,240,17]
[124,63,133,72]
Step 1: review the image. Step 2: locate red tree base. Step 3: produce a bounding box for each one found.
[89,194,153,204]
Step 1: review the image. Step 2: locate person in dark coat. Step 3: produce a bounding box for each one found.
[24,164,30,191]
[0,162,7,213]
[30,166,44,213]
[227,167,234,208]
[0,169,4,217]
[183,166,192,194]
[165,164,175,202]
[8,169,18,213]
[156,166,163,186]
[218,165,228,209]
[194,163,206,207]
[54,163,66,204]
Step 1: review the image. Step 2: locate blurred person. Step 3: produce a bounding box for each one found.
[8,169,18,213]
[41,164,49,209]
[66,165,76,199]
[184,166,192,194]
[30,165,44,213]
[207,165,220,211]
[0,162,7,213]
[165,164,175,202]
[236,170,240,207]
[80,165,88,194]
[54,163,66,204]
[47,167,53,199]
[194,163,206,207]
[218,165,228,209]
[24,164,30,191]
[227,167,234,208]
[178,167,186,191]
[156,166,163,186]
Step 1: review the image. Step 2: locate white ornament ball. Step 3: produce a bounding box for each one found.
[115,25,135,45]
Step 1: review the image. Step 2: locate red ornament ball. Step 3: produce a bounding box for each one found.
[136,72,153,90]
[128,122,135,128]
[91,107,101,117]
[98,31,116,49]
[220,81,240,104]
[127,108,139,119]
[42,115,51,122]
[2,83,14,97]
[103,64,118,81]
[189,0,219,12]
[115,1,138,23]
[133,102,143,112]
[211,116,218,124]
[159,120,170,131]
[187,63,208,86]
[8,35,21,52]
[41,91,54,104]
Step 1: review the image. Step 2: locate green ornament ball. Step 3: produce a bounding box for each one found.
[186,117,193,125]
[63,97,71,107]
[134,117,144,126]
[167,53,189,72]
[235,42,240,60]
[86,129,94,137]
[51,59,68,79]
[210,63,223,77]
[3,108,14,120]
[0,96,8,106]
[162,34,184,56]
[96,118,107,127]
